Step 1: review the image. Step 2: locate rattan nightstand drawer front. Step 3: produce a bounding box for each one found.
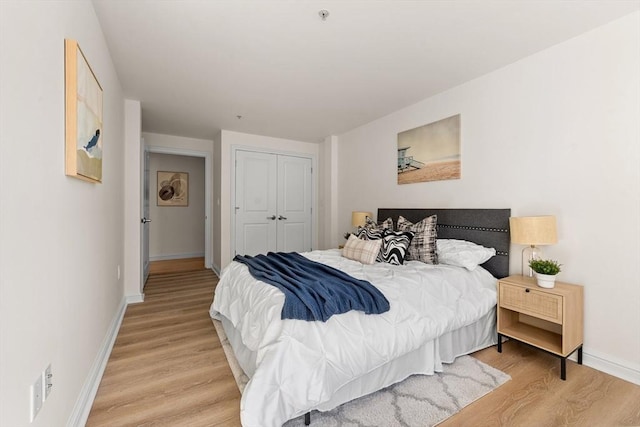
[499,283,563,324]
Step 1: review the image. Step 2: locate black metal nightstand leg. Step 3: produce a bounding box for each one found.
[497,333,502,353]
[561,358,566,380]
[578,346,583,365]
[305,412,310,425]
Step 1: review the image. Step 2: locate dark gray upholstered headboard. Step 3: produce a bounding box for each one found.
[377,208,511,279]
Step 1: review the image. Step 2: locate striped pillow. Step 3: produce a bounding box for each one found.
[342,234,382,265]
[377,229,415,265]
[356,226,384,241]
[396,215,438,264]
[363,216,393,231]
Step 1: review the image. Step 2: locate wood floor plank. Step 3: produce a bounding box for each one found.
[88,269,640,426]
[149,257,205,275]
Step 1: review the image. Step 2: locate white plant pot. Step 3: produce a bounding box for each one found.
[535,273,557,288]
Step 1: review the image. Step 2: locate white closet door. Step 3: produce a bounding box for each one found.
[277,155,312,253]
[235,150,277,256]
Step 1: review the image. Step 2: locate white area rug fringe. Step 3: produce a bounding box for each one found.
[213,319,510,427]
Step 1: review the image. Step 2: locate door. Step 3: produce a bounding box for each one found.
[235,151,278,256]
[235,150,312,256]
[141,148,151,284]
[277,155,312,252]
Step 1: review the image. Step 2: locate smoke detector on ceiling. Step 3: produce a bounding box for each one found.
[318,10,329,21]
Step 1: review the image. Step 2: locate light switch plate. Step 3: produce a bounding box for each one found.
[30,374,43,422]
[43,364,52,400]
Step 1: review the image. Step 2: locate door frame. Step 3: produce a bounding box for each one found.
[145,145,213,270]
[142,146,150,285]
[230,145,317,260]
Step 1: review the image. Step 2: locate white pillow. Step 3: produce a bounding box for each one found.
[342,234,382,265]
[436,239,496,270]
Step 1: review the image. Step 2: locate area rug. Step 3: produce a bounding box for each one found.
[212,319,510,427]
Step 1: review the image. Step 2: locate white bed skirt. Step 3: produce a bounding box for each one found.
[220,307,497,419]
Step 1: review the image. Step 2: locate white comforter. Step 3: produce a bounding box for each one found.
[210,249,497,427]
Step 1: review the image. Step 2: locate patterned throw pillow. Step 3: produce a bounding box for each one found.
[342,234,383,265]
[396,215,438,264]
[363,216,393,231]
[356,227,384,241]
[377,229,415,266]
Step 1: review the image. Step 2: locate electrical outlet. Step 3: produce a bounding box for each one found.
[43,364,52,400]
[30,374,43,422]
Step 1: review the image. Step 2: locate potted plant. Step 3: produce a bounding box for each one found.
[529,259,562,288]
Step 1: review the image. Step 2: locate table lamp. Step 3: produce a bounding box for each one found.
[351,211,373,233]
[510,216,558,277]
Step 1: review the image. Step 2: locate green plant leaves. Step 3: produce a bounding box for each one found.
[528,259,562,275]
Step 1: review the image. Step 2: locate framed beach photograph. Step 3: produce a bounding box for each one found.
[65,39,103,183]
[397,114,461,184]
[157,171,189,206]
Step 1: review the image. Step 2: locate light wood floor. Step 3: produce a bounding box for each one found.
[87,267,241,427]
[88,269,640,426]
[148,257,205,275]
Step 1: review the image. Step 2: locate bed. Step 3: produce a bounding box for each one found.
[210,208,510,427]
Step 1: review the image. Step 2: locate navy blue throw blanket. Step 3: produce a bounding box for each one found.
[233,252,390,322]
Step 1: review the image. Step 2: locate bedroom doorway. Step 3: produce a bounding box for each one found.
[142,145,212,287]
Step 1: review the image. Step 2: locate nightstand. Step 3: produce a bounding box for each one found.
[497,275,584,380]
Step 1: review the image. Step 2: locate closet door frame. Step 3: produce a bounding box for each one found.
[230,145,317,259]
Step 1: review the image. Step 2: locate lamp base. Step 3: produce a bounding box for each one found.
[522,245,543,277]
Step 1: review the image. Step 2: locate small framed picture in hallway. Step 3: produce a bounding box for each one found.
[157,171,189,206]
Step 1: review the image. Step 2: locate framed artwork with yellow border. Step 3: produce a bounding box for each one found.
[65,39,103,183]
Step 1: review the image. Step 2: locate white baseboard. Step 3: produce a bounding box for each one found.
[211,263,221,277]
[126,293,145,304]
[66,297,127,427]
[149,252,205,261]
[583,349,640,386]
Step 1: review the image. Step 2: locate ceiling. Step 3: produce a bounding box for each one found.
[92,0,639,143]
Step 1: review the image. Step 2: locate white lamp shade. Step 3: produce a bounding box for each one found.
[510,216,558,245]
[351,211,373,228]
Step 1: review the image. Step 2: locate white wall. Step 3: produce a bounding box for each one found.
[336,12,640,383]
[148,153,205,259]
[123,100,142,300]
[213,132,222,273]
[319,136,339,250]
[0,1,126,425]
[216,130,320,269]
[144,131,214,154]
